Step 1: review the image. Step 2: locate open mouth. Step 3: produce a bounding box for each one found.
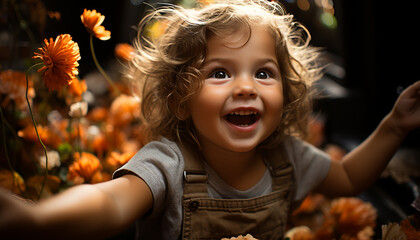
[224,110,261,127]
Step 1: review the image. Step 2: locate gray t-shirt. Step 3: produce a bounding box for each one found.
[113,136,331,239]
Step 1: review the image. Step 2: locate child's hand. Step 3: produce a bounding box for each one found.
[389,81,420,137]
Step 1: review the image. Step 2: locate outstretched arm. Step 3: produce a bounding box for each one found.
[0,174,152,239]
[317,81,420,197]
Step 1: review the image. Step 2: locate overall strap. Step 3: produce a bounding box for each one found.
[179,141,209,199]
[265,141,294,192]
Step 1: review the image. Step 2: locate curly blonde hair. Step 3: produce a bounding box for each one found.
[127,0,322,148]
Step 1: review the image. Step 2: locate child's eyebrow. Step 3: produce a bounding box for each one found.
[203,57,279,66]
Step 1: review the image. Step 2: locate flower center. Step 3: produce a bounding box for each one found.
[44,55,53,69]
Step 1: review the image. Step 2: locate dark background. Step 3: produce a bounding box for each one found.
[282,0,419,149]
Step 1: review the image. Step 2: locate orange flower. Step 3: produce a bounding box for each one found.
[87,107,108,122]
[67,152,102,184]
[81,9,111,40]
[68,77,87,97]
[400,214,420,240]
[198,0,215,5]
[317,198,377,238]
[18,124,61,148]
[115,43,135,61]
[33,34,81,91]
[0,70,35,111]
[108,94,141,127]
[292,193,326,216]
[47,11,61,20]
[91,133,108,159]
[106,151,135,169]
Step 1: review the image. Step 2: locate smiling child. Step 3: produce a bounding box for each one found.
[1,0,420,239]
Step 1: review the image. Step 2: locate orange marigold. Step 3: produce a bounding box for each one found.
[33,34,81,91]
[106,151,135,169]
[324,198,377,237]
[18,124,62,148]
[81,9,111,41]
[67,152,102,184]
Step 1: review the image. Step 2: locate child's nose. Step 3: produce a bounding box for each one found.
[232,75,258,98]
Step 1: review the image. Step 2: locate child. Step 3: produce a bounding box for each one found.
[1,0,420,239]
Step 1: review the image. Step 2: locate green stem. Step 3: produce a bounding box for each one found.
[89,35,120,95]
[26,63,48,200]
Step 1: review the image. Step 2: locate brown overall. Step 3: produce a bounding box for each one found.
[180,143,294,240]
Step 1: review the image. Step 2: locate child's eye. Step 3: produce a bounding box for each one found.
[255,70,270,79]
[211,70,229,79]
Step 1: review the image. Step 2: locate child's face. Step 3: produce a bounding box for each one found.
[190,25,284,153]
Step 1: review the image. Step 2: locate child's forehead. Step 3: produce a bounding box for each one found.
[207,23,275,49]
[205,25,278,64]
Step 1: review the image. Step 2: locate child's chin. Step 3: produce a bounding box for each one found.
[227,142,260,153]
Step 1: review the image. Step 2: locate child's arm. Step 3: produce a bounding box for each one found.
[0,174,152,239]
[317,81,420,197]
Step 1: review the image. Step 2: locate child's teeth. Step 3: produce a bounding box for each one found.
[232,110,256,115]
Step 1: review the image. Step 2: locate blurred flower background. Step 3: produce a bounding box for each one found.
[0,0,418,239]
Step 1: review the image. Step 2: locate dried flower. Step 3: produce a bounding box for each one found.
[0,170,26,194]
[115,43,135,61]
[80,9,111,40]
[69,101,88,118]
[382,223,407,240]
[67,152,102,184]
[26,175,61,199]
[33,34,81,91]
[221,234,259,240]
[0,70,35,111]
[285,226,315,240]
[38,150,61,170]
